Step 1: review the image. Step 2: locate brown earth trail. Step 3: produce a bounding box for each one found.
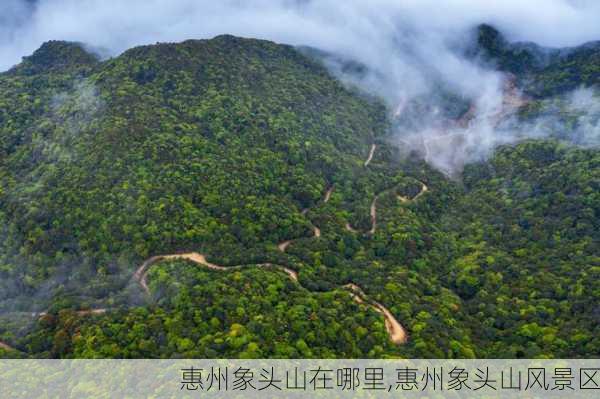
[76,309,108,316]
[277,186,332,252]
[368,196,377,235]
[134,252,299,293]
[344,283,408,344]
[346,144,378,233]
[346,143,428,234]
[135,253,406,345]
[278,240,293,252]
[324,186,334,203]
[364,144,376,167]
[0,341,16,352]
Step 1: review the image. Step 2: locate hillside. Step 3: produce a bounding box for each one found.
[0,28,598,358]
[476,24,600,97]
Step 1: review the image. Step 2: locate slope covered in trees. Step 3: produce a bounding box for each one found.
[1,28,599,358]
[475,24,600,98]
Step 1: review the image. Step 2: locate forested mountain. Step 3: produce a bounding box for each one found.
[0,26,598,358]
[476,24,600,97]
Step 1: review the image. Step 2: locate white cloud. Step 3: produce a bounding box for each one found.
[3,0,600,71]
[1,0,599,174]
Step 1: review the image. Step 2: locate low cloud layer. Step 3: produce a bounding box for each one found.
[2,0,600,174]
[3,0,600,71]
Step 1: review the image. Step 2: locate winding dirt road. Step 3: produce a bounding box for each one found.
[364,144,377,167]
[397,181,428,203]
[0,341,15,352]
[277,186,332,253]
[368,196,377,235]
[367,181,428,235]
[7,145,415,352]
[313,226,321,238]
[344,284,408,344]
[345,223,358,233]
[128,170,410,345]
[324,186,334,203]
[397,195,409,203]
[278,240,293,252]
[134,252,298,296]
[8,78,529,354]
[134,253,407,345]
[278,224,321,253]
[346,144,428,235]
[345,183,426,235]
[413,182,428,200]
[346,144,378,233]
[4,151,410,353]
[76,309,107,316]
[374,301,408,344]
[131,180,408,345]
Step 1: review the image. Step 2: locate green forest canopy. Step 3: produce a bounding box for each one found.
[0,27,598,358]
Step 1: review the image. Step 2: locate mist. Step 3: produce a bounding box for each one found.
[1,0,600,175]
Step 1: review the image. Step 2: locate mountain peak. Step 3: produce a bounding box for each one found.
[476,23,507,53]
[15,40,98,75]
[473,24,548,76]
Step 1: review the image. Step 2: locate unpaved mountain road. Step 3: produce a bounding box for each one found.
[277,186,331,253]
[76,309,107,316]
[0,341,15,352]
[277,224,321,252]
[128,178,408,345]
[368,196,377,235]
[134,252,299,296]
[344,283,408,344]
[4,147,411,353]
[324,186,334,203]
[135,253,407,344]
[131,180,409,345]
[277,240,293,252]
[364,144,377,167]
[346,143,428,234]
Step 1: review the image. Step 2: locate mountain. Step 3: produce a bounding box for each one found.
[0,28,598,358]
[476,24,600,97]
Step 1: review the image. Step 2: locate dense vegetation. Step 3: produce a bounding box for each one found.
[476,24,600,97]
[1,27,598,358]
[438,142,600,357]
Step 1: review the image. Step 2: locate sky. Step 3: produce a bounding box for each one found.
[1,0,599,174]
[2,0,600,72]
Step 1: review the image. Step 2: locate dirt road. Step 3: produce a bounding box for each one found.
[277,186,332,252]
[134,252,299,296]
[344,283,408,344]
[413,182,428,200]
[368,196,377,235]
[324,186,334,203]
[135,254,405,344]
[364,144,376,167]
[0,341,16,352]
[278,240,293,252]
[346,153,429,235]
[76,309,107,316]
